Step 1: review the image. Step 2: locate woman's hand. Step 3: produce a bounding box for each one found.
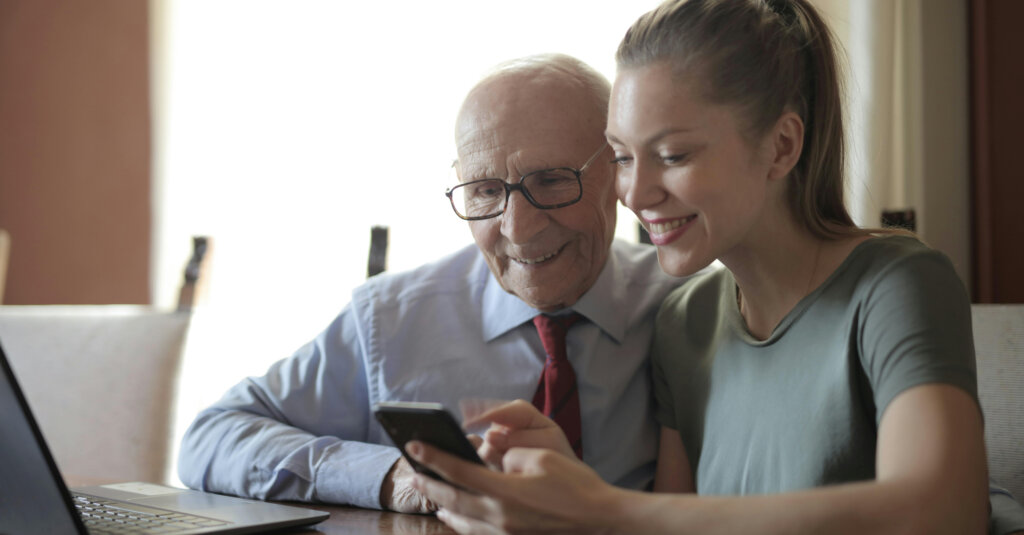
[406,440,619,535]
[468,400,575,469]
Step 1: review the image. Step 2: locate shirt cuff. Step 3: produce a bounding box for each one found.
[990,490,1024,535]
[313,441,403,509]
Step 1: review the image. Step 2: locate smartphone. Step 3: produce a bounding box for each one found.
[373,401,485,481]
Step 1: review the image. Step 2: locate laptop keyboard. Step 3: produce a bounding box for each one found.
[73,493,230,534]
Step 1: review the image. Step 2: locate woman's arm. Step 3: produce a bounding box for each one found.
[615,383,987,534]
[653,427,693,493]
[410,383,987,535]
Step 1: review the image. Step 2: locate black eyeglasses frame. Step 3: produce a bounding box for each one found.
[445,142,608,221]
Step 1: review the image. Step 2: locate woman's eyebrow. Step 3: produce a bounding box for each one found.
[606,127,697,147]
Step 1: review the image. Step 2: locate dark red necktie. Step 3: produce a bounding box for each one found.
[531,313,584,459]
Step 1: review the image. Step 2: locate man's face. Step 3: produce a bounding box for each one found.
[455,76,617,312]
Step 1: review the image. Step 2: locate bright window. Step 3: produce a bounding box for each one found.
[153,0,663,358]
[152,1,664,483]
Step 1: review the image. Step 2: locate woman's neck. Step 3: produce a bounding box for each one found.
[721,210,866,341]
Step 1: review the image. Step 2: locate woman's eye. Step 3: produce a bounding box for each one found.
[611,156,633,166]
[661,153,688,165]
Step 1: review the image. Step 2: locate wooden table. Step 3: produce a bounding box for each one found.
[286,503,456,534]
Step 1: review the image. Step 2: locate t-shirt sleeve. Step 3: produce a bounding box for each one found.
[858,247,978,424]
[651,298,680,430]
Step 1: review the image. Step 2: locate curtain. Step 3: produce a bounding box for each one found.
[818,0,971,287]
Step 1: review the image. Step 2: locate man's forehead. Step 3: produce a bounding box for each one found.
[454,71,605,175]
[455,141,557,179]
[457,71,600,136]
[456,87,549,139]
[455,123,596,177]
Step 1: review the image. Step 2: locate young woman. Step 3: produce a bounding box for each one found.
[407,0,990,533]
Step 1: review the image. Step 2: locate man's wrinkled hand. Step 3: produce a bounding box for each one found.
[380,457,438,514]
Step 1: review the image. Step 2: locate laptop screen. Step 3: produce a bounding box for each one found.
[0,341,85,534]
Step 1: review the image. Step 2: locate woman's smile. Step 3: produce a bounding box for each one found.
[644,215,698,245]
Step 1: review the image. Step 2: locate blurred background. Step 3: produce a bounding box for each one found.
[1,0,1021,482]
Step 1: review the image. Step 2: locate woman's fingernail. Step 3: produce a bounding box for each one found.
[406,441,423,457]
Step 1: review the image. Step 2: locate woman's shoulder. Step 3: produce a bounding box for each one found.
[655,265,734,347]
[661,264,731,312]
[818,234,970,325]
[838,234,959,291]
[847,233,942,262]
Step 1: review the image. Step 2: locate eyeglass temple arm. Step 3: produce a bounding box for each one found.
[579,142,609,174]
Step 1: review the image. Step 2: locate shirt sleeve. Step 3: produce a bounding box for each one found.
[857,247,978,423]
[990,482,1024,535]
[176,304,402,509]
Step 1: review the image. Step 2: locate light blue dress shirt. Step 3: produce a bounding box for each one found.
[178,240,684,509]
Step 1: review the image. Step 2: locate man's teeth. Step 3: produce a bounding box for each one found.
[649,216,695,234]
[515,251,558,265]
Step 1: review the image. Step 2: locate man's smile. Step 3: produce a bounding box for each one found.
[509,243,567,265]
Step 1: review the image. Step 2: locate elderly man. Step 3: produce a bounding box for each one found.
[177,53,684,512]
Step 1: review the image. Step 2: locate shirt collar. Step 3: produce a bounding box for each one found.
[480,248,626,344]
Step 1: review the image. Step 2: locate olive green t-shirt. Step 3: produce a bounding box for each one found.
[651,236,977,494]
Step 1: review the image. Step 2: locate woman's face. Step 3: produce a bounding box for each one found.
[606,62,777,277]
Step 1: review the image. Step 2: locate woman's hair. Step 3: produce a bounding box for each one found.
[616,0,858,238]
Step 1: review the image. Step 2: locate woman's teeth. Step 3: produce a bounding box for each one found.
[649,215,695,234]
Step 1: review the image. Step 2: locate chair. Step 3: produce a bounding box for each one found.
[0,307,190,485]
[367,225,389,278]
[0,228,9,303]
[176,236,211,312]
[0,238,209,485]
[972,304,1024,500]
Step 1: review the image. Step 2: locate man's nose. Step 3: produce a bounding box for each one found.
[500,189,548,243]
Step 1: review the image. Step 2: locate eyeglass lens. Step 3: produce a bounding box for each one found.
[449,169,580,219]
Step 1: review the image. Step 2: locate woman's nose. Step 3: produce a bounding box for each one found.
[616,161,663,212]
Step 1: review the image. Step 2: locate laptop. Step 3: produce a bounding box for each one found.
[0,340,329,534]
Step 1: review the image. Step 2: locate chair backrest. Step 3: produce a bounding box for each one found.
[177,236,211,312]
[0,228,9,303]
[972,304,1024,500]
[368,226,388,278]
[0,306,190,485]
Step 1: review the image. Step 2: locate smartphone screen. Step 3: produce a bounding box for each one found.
[373,401,484,480]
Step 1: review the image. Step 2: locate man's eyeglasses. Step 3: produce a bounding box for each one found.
[445,143,608,221]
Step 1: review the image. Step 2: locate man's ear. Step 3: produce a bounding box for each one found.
[767,111,804,181]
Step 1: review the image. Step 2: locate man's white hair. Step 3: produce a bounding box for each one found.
[458,53,611,140]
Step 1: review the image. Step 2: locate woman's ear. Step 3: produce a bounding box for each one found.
[767,111,804,181]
